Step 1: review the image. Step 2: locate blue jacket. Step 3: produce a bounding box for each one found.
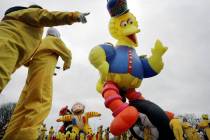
[100,44,157,80]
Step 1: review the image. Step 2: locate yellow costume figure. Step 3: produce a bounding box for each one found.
[96,125,103,140]
[0,5,89,94]
[182,119,201,140]
[103,128,110,140]
[40,124,47,140]
[140,113,159,140]
[55,132,61,140]
[48,126,55,140]
[65,131,70,140]
[198,114,210,139]
[3,28,71,140]
[80,132,85,140]
[66,131,77,140]
[144,127,152,140]
[56,132,66,140]
[191,128,201,140]
[69,132,77,140]
[170,118,184,140]
[57,102,101,136]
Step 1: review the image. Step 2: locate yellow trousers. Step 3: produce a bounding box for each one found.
[170,118,184,140]
[3,57,56,140]
[184,128,201,140]
[173,127,184,140]
[205,128,210,140]
[3,35,71,140]
[144,127,152,140]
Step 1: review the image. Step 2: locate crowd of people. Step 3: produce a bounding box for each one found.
[169,114,210,140]
[34,113,210,140]
[37,124,110,140]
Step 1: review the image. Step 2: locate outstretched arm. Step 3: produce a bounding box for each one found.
[140,40,167,78]
[54,39,72,71]
[85,112,101,119]
[148,40,168,74]
[4,8,81,27]
[56,115,72,122]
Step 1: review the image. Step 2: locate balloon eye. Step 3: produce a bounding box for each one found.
[120,21,127,27]
[127,18,133,24]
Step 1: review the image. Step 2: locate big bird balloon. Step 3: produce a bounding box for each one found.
[89,0,174,139]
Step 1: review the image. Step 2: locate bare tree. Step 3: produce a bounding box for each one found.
[0,102,16,139]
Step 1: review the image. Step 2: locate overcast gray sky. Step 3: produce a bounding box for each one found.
[0,0,210,132]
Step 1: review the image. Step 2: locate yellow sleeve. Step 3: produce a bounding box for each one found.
[4,8,80,27]
[169,120,173,129]
[85,112,101,119]
[198,120,208,128]
[54,39,72,69]
[56,115,72,122]
[89,46,107,69]
[89,46,109,92]
[182,122,190,129]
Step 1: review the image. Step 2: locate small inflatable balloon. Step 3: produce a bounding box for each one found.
[57,103,101,136]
